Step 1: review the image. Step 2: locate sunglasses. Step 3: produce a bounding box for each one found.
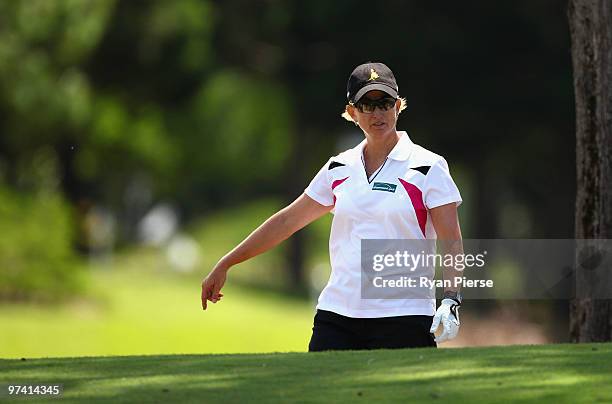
[354,96,397,113]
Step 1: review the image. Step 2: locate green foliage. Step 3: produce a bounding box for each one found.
[0,0,576,303]
[0,0,115,142]
[86,96,180,180]
[0,186,86,302]
[144,0,214,71]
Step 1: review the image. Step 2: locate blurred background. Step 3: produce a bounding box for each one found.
[0,0,574,357]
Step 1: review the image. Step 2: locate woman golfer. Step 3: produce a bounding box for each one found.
[202,62,464,351]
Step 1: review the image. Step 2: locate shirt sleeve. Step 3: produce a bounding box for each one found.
[304,158,334,206]
[423,158,462,209]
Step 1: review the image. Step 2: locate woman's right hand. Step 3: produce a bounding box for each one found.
[201,264,228,310]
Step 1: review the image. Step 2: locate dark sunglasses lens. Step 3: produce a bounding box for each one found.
[357,97,395,113]
[356,101,374,113]
[381,98,396,110]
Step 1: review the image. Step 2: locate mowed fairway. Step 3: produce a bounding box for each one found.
[1,343,611,403]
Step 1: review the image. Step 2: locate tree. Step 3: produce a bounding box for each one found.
[568,0,612,342]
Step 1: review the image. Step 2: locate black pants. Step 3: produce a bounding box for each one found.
[308,309,436,351]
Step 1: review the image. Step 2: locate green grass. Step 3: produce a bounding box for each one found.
[0,197,336,358]
[0,266,315,358]
[1,344,611,403]
[0,197,334,359]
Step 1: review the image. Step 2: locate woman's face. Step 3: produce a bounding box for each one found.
[347,90,401,138]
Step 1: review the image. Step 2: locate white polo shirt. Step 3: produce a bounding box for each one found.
[304,131,462,318]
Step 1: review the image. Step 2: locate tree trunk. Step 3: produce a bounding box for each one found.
[568,0,612,342]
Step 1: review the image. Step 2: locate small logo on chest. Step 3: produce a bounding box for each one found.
[372,182,397,193]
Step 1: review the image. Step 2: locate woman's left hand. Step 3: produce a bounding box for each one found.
[430,298,461,343]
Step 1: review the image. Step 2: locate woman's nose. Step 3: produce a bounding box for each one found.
[372,107,385,116]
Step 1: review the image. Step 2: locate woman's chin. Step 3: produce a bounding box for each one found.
[367,123,393,136]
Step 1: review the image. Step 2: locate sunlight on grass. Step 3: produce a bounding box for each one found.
[1,344,611,403]
[356,364,519,383]
[0,267,316,358]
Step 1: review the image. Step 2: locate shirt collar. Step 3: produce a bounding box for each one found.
[387,131,414,161]
[350,131,414,164]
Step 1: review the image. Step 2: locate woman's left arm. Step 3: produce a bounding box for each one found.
[429,202,464,343]
[430,202,464,295]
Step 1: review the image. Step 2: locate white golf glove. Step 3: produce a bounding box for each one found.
[430,298,461,343]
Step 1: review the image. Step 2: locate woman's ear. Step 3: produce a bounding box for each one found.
[346,104,359,124]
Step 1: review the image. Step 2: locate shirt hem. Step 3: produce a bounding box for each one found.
[304,189,334,207]
[316,302,435,318]
[427,195,462,209]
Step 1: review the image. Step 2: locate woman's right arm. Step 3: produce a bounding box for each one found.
[201,193,332,310]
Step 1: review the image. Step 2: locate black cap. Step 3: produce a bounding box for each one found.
[346,62,398,103]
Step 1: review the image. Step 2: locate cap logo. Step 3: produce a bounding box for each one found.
[368,68,379,81]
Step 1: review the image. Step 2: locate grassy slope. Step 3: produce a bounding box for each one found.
[1,343,611,403]
[0,267,315,358]
[0,198,326,358]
